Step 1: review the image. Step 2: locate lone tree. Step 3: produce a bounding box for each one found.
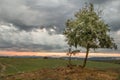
[67,47,80,66]
[63,3,117,68]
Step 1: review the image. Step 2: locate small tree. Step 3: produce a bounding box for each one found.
[63,3,117,68]
[67,47,80,66]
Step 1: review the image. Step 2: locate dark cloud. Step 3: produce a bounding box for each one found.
[91,0,120,31]
[0,24,67,51]
[8,20,36,31]
[109,21,120,31]
[0,0,120,32]
[0,0,87,32]
[90,0,109,4]
[0,0,120,52]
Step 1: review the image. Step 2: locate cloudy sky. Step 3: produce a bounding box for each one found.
[0,0,120,52]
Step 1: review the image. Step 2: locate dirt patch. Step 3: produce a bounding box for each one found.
[0,63,6,76]
[3,67,119,80]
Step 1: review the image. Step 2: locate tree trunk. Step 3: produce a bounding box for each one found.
[82,46,89,68]
[68,46,72,65]
[68,53,72,65]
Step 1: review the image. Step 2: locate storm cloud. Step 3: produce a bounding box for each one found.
[0,23,67,51]
[0,0,120,52]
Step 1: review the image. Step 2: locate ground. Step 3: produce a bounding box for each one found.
[3,67,120,80]
[0,58,120,80]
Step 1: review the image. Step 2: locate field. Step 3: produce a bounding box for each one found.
[0,57,120,80]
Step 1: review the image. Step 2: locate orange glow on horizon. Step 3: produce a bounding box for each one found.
[0,51,120,58]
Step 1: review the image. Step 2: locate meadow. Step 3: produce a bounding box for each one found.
[0,57,120,80]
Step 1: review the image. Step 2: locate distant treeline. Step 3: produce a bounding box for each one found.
[0,56,120,61]
[93,60,120,64]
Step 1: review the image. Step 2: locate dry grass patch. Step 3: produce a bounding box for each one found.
[3,67,119,80]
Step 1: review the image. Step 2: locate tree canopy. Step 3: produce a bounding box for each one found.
[63,3,117,68]
[64,3,117,50]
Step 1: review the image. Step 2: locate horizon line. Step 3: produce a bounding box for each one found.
[0,51,120,58]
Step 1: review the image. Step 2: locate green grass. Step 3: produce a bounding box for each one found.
[0,58,120,76]
[94,60,120,64]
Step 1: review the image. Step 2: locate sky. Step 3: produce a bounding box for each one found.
[0,0,120,52]
[0,51,120,58]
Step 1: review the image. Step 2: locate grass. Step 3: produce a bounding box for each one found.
[3,67,120,80]
[0,58,67,75]
[0,57,120,80]
[94,60,120,64]
[0,57,120,76]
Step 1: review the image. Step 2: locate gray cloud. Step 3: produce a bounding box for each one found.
[0,0,40,30]
[0,0,120,31]
[0,0,120,52]
[0,0,87,31]
[0,23,67,51]
[90,0,108,4]
[91,0,120,31]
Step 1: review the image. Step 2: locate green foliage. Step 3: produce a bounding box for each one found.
[63,3,117,68]
[64,3,117,50]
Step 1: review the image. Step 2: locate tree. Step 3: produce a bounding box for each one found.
[63,3,117,68]
[67,47,80,66]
